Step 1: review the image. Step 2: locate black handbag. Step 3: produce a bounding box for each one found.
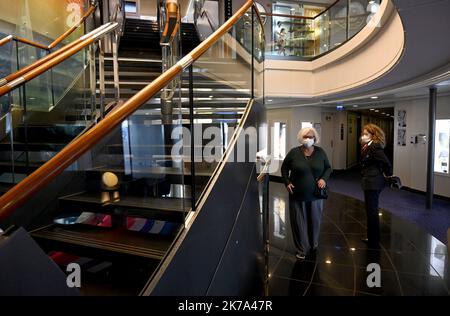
[314,184,328,199]
[386,176,402,189]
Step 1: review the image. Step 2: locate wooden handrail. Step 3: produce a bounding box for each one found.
[0,5,96,51]
[0,35,13,47]
[260,12,314,20]
[0,35,47,50]
[48,5,96,49]
[0,23,114,88]
[0,0,256,220]
[0,23,117,96]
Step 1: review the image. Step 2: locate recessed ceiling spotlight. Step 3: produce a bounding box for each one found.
[375,110,379,112]
[370,109,375,111]
[268,99,273,102]
[352,105,358,108]
[371,96,379,99]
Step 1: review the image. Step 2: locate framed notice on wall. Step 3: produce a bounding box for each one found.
[435,120,450,174]
[224,0,232,21]
[397,110,407,146]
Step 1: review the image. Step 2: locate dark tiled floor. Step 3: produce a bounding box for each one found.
[266,182,450,296]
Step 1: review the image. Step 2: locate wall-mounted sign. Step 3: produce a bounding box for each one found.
[435,120,450,174]
[224,0,232,21]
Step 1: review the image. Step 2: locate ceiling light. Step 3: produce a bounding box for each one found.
[209,95,214,98]
[375,110,379,112]
[350,248,356,251]
[382,113,386,115]
[370,109,375,111]
[371,96,379,99]
[325,260,332,264]
[267,99,273,102]
[352,105,358,108]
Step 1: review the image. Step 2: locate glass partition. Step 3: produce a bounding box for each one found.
[0,9,124,187]
[264,0,382,59]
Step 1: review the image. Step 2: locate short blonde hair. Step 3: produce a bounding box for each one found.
[297,127,320,144]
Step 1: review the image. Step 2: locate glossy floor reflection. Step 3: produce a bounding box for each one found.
[267,182,450,296]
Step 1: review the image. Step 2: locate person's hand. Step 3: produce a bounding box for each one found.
[286,183,295,194]
[317,179,326,189]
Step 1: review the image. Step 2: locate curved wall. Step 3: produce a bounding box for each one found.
[264,0,405,98]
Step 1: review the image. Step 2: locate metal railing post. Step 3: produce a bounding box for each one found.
[99,39,106,118]
[189,65,196,210]
[89,43,97,121]
[112,31,120,100]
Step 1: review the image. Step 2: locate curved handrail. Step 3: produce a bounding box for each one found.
[0,35,49,50]
[48,5,96,49]
[0,35,13,47]
[0,0,259,219]
[0,23,114,88]
[0,23,118,96]
[0,5,96,51]
[260,12,313,20]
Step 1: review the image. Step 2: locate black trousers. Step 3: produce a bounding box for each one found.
[363,190,381,247]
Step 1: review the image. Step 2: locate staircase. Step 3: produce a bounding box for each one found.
[1,17,254,295]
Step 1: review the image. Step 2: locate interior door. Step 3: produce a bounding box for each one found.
[321,112,335,168]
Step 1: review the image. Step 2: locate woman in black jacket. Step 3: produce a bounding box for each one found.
[360,124,393,248]
[281,127,332,260]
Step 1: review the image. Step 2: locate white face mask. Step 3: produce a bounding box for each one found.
[302,138,314,148]
[361,135,371,144]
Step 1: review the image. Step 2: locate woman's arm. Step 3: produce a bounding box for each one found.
[281,150,292,186]
[320,149,332,181]
[373,146,393,176]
